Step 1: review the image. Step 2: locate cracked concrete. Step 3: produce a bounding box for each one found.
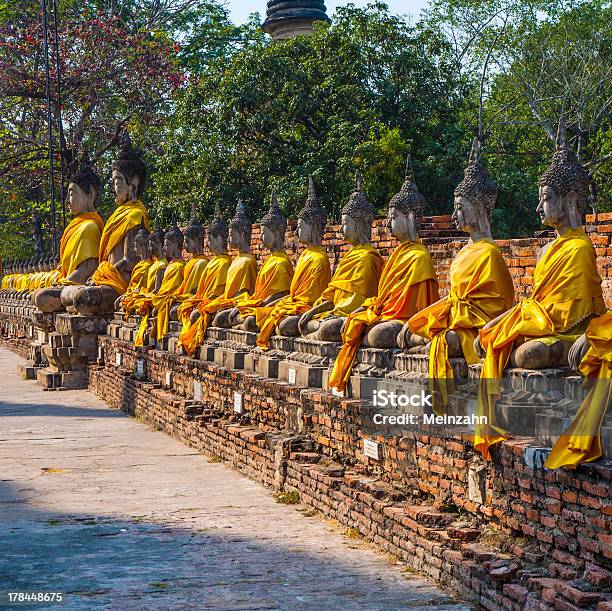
[0,347,470,610]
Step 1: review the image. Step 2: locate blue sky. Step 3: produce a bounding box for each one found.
[227,0,430,25]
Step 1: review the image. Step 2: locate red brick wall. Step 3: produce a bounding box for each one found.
[89,339,612,610]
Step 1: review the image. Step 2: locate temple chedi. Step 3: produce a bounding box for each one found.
[262,0,330,39]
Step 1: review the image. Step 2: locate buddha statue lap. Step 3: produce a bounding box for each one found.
[33,153,104,314]
[217,190,293,331]
[328,161,439,392]
[474,120,606,459]
[62,134,150,317]
[252,178,331,349]
[398,143,514,406]
[297,172,383,343]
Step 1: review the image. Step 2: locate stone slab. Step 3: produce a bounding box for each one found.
[278,360,326,388]
[213,347,246,370]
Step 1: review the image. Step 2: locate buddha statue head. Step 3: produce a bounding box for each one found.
[164,219,184,260]
[111,133,147,204]
[149,226,165,259]
[537,119,591,232]
[67,151,100,216]
[183,204,205,255]
[208,202,229,255]
[452,138,497,239]
[134,220,151,260]
[297,177,327,246]
[342,171,375,245]
[260,189,287,251]
[229,200,252,252]
[388,155,426,242]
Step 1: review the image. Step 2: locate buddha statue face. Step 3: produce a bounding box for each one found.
[183,230,203,255]
[112,169,139,204]
[149,232,165,258]
[208,232,227,255]
[341,214,370,246]
[67,182,95,216]
[297,218,316,245]
[452,195,480,234]
[228,227,250,252]
[134,233,150,260]
[261,226,277,250]
[164,231,184,260]
[537,185,580,230]
[387,206,417,242]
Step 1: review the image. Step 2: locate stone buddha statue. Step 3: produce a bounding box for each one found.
[219,190,293,331]
[298,172,383,342]
[134,221,186,346]
[474,120,605,460]
[168,207,209,322]
[399,142,514,405]
[115,220,152,313]
[179,201,257,355]
[33,153,104,313]
[63,134,150,316]
[328,160,439,392]
[120,227,166,319]
[254,177,332,349]
[176,204,232,355]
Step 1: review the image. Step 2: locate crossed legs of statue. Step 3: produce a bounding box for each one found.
[302,316,345,342]
[396,323,463,356]
[61,285,119,316]
[510,339,572,370]
[32,287,64,313]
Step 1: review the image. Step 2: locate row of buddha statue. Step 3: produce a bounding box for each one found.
[1,124,609,471]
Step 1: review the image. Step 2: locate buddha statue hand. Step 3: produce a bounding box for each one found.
[568,333,589,372]
[228,307,241,327]
[298,301,333,336]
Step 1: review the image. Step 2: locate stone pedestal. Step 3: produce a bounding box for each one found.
[38,314,108,390]
[243,336,296,379]
[277,338,341,388]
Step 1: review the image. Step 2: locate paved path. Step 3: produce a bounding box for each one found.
[0,347,469,610]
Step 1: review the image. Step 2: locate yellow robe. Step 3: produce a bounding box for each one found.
[176,255,209,298]
[177,254,231,343]
[255,246,332,350]
[475,227,605,459]
[91,199,150,294]
[123,258,167,318]
[121,259,153,319]
[135,260,185,347]
[313,244,383,318]
[235,251,294,317]
[545,312,612,469]
[409,239,514,408]
[180,253,257,356]
[57,212,105,284]
[328,240,439,392]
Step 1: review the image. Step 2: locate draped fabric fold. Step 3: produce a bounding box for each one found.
[134,260,185,347]
[121,259,153,319]
[91,199,150,293]
[235,251,294,317]
[177,255,230,352]
[475,227,605,459]
[57,212,105,283]
[123,258,167,318]
[313,243,383,318]
[179,254,256,356]
[545,312,612,469]
[328,241,439,392]
[255,246,331,350]
[408,239,514,408]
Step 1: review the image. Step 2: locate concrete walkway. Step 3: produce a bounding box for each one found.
[0,347,469,610]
